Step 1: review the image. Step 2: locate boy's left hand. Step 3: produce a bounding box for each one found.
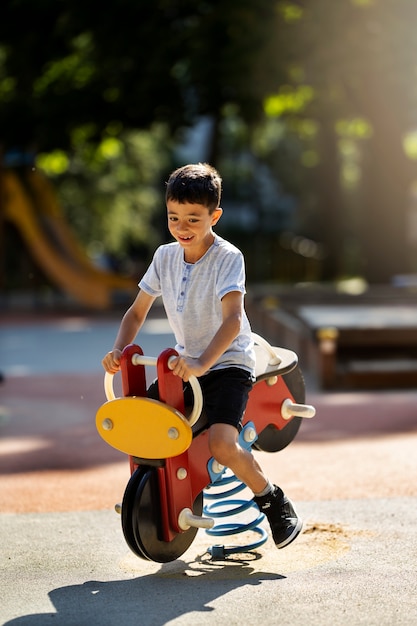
[170,356,206,381]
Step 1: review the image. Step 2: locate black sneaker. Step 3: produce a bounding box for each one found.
[254,486,303,548]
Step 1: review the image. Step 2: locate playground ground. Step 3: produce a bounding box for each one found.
[0,311,416,625]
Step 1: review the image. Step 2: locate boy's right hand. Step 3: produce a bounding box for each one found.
[102,349,122,374]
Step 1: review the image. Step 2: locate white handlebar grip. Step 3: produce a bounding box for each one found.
[251,332,281,366]
[104,371,116,401]
[103,353,203,426]
[187,375,203,427]
[281,398,316,420]
[167,355,203,426]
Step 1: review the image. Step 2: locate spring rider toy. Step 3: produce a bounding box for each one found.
[96,333,315,563]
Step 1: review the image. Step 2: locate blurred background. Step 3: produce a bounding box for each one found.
[2,0,417,393]
[0,3,416,579]
[2,0,417,308]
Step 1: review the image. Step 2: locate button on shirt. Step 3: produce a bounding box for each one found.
[139,235,255,374]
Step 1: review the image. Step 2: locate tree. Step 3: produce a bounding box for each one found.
[4,0,417,284]
[0,0,282,155]
[0,0,288,281]
[264,0,417,282]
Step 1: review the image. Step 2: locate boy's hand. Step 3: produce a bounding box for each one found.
[170,356,206,382]
[102,349,122,374]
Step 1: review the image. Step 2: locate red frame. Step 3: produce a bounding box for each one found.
[119,343,296,540]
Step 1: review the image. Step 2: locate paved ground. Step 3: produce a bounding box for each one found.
[0,312,416,625]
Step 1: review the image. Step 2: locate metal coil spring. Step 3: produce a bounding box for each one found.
[203,422,268,558]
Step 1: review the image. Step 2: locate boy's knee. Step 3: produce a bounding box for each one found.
[209,437,238,466]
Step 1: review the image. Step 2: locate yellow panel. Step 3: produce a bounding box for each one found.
[96,397,192,459]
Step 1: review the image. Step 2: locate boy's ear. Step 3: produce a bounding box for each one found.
[211,207,223,225]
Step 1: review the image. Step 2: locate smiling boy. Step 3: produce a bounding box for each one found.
[102,163,302,549]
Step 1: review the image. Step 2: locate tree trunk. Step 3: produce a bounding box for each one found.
[313,116,346,280]
[358,82,413,283]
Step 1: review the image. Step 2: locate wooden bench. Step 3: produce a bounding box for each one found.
[295,305,417,389]
[247,294,417,390]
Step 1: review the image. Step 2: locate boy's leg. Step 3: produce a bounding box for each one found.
[209,423,303,549]
[209,423,269,493]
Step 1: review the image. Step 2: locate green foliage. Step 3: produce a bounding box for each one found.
[36,125,172,266]
[0,0,289,275]
[264,86,315,118]
[3,0,417,283]
[0,0,282,152]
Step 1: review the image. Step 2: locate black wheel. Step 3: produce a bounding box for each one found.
[122,466,203,563]
[121,466,149,559]
[252,366,305,453]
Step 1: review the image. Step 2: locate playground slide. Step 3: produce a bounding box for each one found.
[1,171,136,309]
[25,169,136,291]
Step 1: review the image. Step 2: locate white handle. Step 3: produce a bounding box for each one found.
[178,508,214,531]
[281,398,316,420]
[104,353,203,427]
[251,332,281,366]
[104,372,117,401]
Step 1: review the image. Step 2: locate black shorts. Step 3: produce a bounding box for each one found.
[147,367,254,429]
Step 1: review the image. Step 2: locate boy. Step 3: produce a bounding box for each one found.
[102,163,302,549]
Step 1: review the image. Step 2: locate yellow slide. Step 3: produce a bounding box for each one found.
[25,169,136,290]
[1,170,136,309]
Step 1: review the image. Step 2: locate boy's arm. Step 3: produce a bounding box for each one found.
[102,289,156,373]
[170,290,243,381]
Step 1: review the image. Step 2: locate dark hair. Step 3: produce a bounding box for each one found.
[165,163,222,213]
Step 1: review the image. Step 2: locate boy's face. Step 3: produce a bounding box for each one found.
[167,200,222,262]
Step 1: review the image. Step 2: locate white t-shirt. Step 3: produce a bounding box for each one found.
[139,234,255,374]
